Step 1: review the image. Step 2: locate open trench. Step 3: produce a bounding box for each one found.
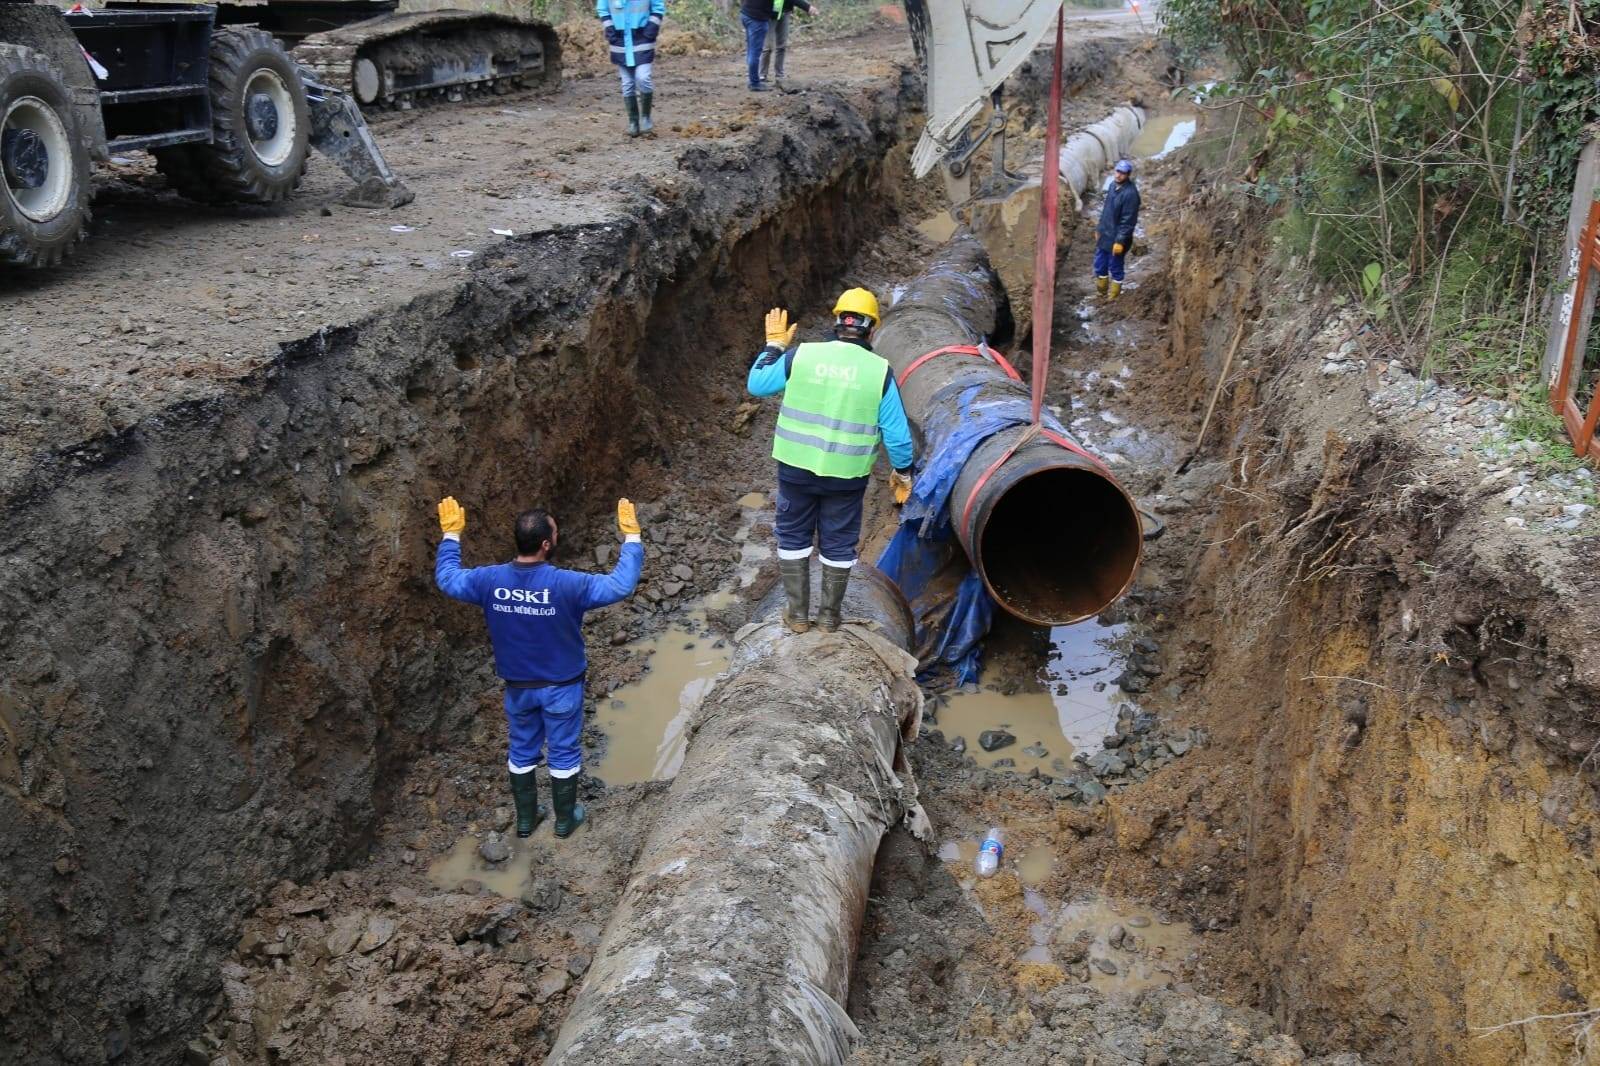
[8,25,1600,1066]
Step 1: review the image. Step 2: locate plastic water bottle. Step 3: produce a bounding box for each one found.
[975,827,1004,878]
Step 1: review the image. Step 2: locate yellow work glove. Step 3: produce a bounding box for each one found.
[889,470,912,507]
[617,498,641,537]
[1112,242,1125,256]
[438,496,466,536]
[764,307,797,348]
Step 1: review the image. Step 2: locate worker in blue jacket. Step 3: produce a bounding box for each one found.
[435,496,645,839]
[598,0,665,136]
[1094,158,1141,300]
[747,288,914,634]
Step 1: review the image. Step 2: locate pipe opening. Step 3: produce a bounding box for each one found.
[977,466,1142,625]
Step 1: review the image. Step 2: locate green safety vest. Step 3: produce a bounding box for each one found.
[772,340,889,479]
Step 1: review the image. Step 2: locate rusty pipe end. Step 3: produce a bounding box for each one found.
[959,447,1143,627]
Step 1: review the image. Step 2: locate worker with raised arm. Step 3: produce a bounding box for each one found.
[1094,158,1141,300]
[747,288,914,633]
[434,496,645,839]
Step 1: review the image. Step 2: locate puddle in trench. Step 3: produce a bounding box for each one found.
[1016,846,1055,886]
[594,492,771,784]
[594,623,731,786]
[916,211,958,243]
[428,835,537,898]
[937,835,1196,995]
[936,619,1130,774]
[1047,896,1200,996]
[702,492,772,612]
[1130,112,1197,160]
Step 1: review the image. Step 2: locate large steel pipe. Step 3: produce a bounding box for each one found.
[547,567,924,1065]
[876,233,1142,624]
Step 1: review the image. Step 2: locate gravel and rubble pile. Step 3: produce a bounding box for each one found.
[1302,311,1599,534]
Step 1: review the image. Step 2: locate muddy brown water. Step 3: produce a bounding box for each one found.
[937,618,1130,772]
[590,492,769,785]
[594,626,732,785]
[1130,111,1198,160]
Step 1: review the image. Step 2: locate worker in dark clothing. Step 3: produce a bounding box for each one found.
[435,496,644,840]
[1094,158,1141,300]
[741,0,816,91]
[747,288,915,633]
[760,0,820,90]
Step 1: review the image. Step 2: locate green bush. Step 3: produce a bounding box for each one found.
[1162,0,1600,405]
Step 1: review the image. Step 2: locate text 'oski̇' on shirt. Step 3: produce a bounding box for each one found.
[435,537,644,684]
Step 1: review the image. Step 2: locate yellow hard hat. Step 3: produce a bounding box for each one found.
[832,287,881,323]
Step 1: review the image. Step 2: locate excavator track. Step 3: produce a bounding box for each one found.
[291,9,559,111]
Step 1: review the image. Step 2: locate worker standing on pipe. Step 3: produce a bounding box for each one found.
[1094,158,1141,300]
[747,289,915,633]
[434,497,644,839]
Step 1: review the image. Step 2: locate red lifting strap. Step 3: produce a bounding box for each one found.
[898,345,1021,387]
[958,423,1110,537]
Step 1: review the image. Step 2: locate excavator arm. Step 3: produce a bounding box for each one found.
[903,0,1065,179]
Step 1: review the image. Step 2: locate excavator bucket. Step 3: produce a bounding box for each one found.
[904,0,1065,178]
[301,72,414,208]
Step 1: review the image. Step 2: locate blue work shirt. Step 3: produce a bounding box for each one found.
[747,333,916,484]
[436,537,643,684]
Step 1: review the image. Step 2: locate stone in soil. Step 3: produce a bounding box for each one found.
[979,729,1016,752]
[1022,742,1049,758]
[1087,750,1128,777]
[478,834,511,863]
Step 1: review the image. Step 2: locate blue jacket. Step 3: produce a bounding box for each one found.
[598,0,664,67]
[436,538,643,684]
[746,334,916,479]
[1097,178,1140,250]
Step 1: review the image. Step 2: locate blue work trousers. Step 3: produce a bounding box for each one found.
[741,13,769,88]
[777,480,865,565]
[1093,242,1126,283]
[504,681,585,774]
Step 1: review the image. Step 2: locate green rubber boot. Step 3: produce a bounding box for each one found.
[816,563,851,633]
[624,95,640,137]
[639,92,654,135]
[551,775,587,838]
[780,556,810,633]
[508,769,546,838]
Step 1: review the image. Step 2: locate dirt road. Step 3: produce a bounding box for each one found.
[0,31,915,503]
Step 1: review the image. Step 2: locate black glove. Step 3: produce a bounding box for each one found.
[603,24,621,45]
[642,20,660,42]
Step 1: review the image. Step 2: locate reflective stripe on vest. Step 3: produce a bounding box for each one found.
[772,340,888,479]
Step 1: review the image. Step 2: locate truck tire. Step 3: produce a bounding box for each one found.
[156,28,309,203]
[0,45,91,268]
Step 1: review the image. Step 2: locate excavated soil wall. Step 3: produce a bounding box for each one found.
[1159,181,1600,1064]
[0,80,916,1064]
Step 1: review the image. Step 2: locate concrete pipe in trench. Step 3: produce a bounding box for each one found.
[1056,105,1146,202]
[546,567,926,1064]
[875,233,1142,625]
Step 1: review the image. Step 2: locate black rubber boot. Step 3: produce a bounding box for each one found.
[624,95,640,137]
[780,556,810,633]
[816,564,851,632]
[508,769,546,838]
[639,92,654,134]
[551,775,587,838]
